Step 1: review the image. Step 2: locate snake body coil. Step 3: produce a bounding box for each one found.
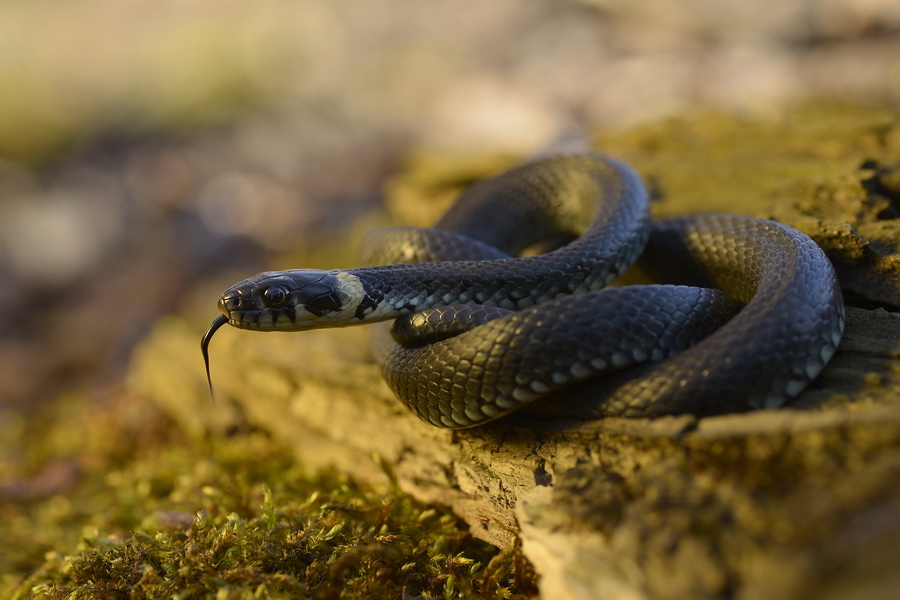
[203,154,845,428]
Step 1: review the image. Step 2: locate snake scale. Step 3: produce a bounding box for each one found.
[202,153,845,428]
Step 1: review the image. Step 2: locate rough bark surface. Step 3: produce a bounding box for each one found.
[131,105,900,599]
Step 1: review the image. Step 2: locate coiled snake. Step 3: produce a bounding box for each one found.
[202,154,845,428]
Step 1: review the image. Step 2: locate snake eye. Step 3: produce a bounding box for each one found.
[263,285,288,307]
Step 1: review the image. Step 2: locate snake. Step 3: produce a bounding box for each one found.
[201,153,845,429]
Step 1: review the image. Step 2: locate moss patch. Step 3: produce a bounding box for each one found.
[1,393,537,599]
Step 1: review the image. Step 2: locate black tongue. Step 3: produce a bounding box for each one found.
[201,315,229,401]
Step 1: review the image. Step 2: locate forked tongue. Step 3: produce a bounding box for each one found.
[201,315,229,401]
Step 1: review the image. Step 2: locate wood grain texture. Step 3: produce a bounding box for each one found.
[132,306,900,599]
[132,106,900,599]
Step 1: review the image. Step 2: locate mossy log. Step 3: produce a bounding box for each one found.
[131,105,900,600]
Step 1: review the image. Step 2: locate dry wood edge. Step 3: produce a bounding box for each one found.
[132,305,900,537]
[130,305,900,600]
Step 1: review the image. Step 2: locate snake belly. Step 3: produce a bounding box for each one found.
[211,153,845,429]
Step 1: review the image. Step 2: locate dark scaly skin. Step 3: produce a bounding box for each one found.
[375,216,845,426]
[215,155,650,327]
[205,153,845,428]
[590,216,846,418]
[374,286,742,427]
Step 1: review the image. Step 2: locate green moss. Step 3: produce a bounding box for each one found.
[1,394,537,599]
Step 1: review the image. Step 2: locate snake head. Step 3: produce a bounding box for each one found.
[203,268,360,399]
[218,269,360,330]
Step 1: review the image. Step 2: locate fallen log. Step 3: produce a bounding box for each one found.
[131,106,900,599]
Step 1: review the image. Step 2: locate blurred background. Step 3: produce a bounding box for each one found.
[0,0,898,418]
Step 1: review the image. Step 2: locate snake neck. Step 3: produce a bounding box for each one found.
[217,154,651,332]
[347,159,653,323]
[345,247,635,324]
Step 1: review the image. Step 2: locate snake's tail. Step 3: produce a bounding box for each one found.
[201,315,229,403]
